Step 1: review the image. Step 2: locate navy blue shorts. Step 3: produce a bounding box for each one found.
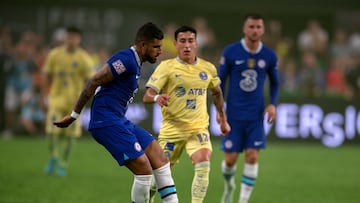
[221,119,266,153]
[89,120,155,166]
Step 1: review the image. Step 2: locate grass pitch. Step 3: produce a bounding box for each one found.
[0,136,359,203]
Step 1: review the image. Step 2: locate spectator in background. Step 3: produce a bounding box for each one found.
[263,19,293,61]
[2,38,37,139]
[325,57,350,98]
[20,73,45,135]
[192,16,216,58]
[159,22,178,60]
[0,26,14,134]
[298,51,325,97]
[41,26,95,176]
[329,28,352,59]
[279,57,299,97]
[297,19,329,63]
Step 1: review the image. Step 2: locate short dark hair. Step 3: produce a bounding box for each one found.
[174,25,197,40]
[244,13,264,21]
[66,26,82,36]
[135,22,164,43]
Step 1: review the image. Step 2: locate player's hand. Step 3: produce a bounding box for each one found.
[155,94,170,107]
[53,115,76,128]
[220,121,231,136]
[265,104,276,123]
[217,112,231,136]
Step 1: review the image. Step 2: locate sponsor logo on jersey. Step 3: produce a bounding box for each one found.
[186,99,196,109]
[175,86,186,97]
[112,59,126,75]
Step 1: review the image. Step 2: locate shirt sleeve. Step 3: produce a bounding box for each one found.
[208,63,221,89]
[145,61,169,93]
[268,52,280,105]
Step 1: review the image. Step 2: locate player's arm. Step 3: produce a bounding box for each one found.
[211,86,231,136]
[53,64,114,128]
[265,56,280,123]
[143,87,170,107]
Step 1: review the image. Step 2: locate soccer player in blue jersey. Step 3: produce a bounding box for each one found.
[218,14,279,203]
[53,22,178,203]
[144,25,230,203]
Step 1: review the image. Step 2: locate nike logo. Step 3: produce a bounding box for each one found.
[254,141,263,146]
[235,60,245,65]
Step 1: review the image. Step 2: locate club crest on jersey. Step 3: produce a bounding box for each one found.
[199,71,208,80]
[134,142,142,152]
[258,59,266,68]
[247,58,255,68]
[112,59,126,75]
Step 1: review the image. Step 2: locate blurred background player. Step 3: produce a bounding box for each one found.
[41,26,95,176]
[218,14,279,203]
[143,25,230,203]
[53,22,178,203]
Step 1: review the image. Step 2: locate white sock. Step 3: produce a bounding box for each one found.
[221,160,237,187]
[153,162,178,203]
[131,174,152,203]
[239,163,258,203]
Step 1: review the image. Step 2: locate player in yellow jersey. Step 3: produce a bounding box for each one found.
[42,26,95,176]
[144,25,231,203]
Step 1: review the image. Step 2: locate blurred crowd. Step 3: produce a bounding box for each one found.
[1,17,360,137]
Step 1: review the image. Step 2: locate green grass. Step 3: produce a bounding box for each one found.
[0,136,359,203]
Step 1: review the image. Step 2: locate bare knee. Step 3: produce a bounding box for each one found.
[245,149,259,164]
[191,148,212,164]
[224,152,239,167]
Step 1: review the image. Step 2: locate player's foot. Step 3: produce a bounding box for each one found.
[44,158,57,175]
[221,179,236,203]
[56,166,67,177]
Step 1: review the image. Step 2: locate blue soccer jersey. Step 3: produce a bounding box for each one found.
[218,39,279,121]
[87,46,154,165]
[89,47,141,130]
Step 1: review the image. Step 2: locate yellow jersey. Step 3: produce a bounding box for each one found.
[146,57,220,135]
[43,46,95,112]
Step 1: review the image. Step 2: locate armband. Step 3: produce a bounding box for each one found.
[70,111,80,119]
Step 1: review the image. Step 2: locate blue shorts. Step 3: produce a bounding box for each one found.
[221,119,266,153]
[89,120,155,166]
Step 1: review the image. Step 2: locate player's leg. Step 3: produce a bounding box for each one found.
[90,124,154,203]
[239,149,259,203]
[136,126,178,203]
[44,132,59,175]
[125,154,154,203]
[187,131,212,203]
[238,119,265,203]
[44,109,63,175]
[220,120,244,203]
[221,152,239,203]
[56,124,81,176]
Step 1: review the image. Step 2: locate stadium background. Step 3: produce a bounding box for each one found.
[0,1,360,202]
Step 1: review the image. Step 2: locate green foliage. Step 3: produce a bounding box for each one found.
[0,137,359,203]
